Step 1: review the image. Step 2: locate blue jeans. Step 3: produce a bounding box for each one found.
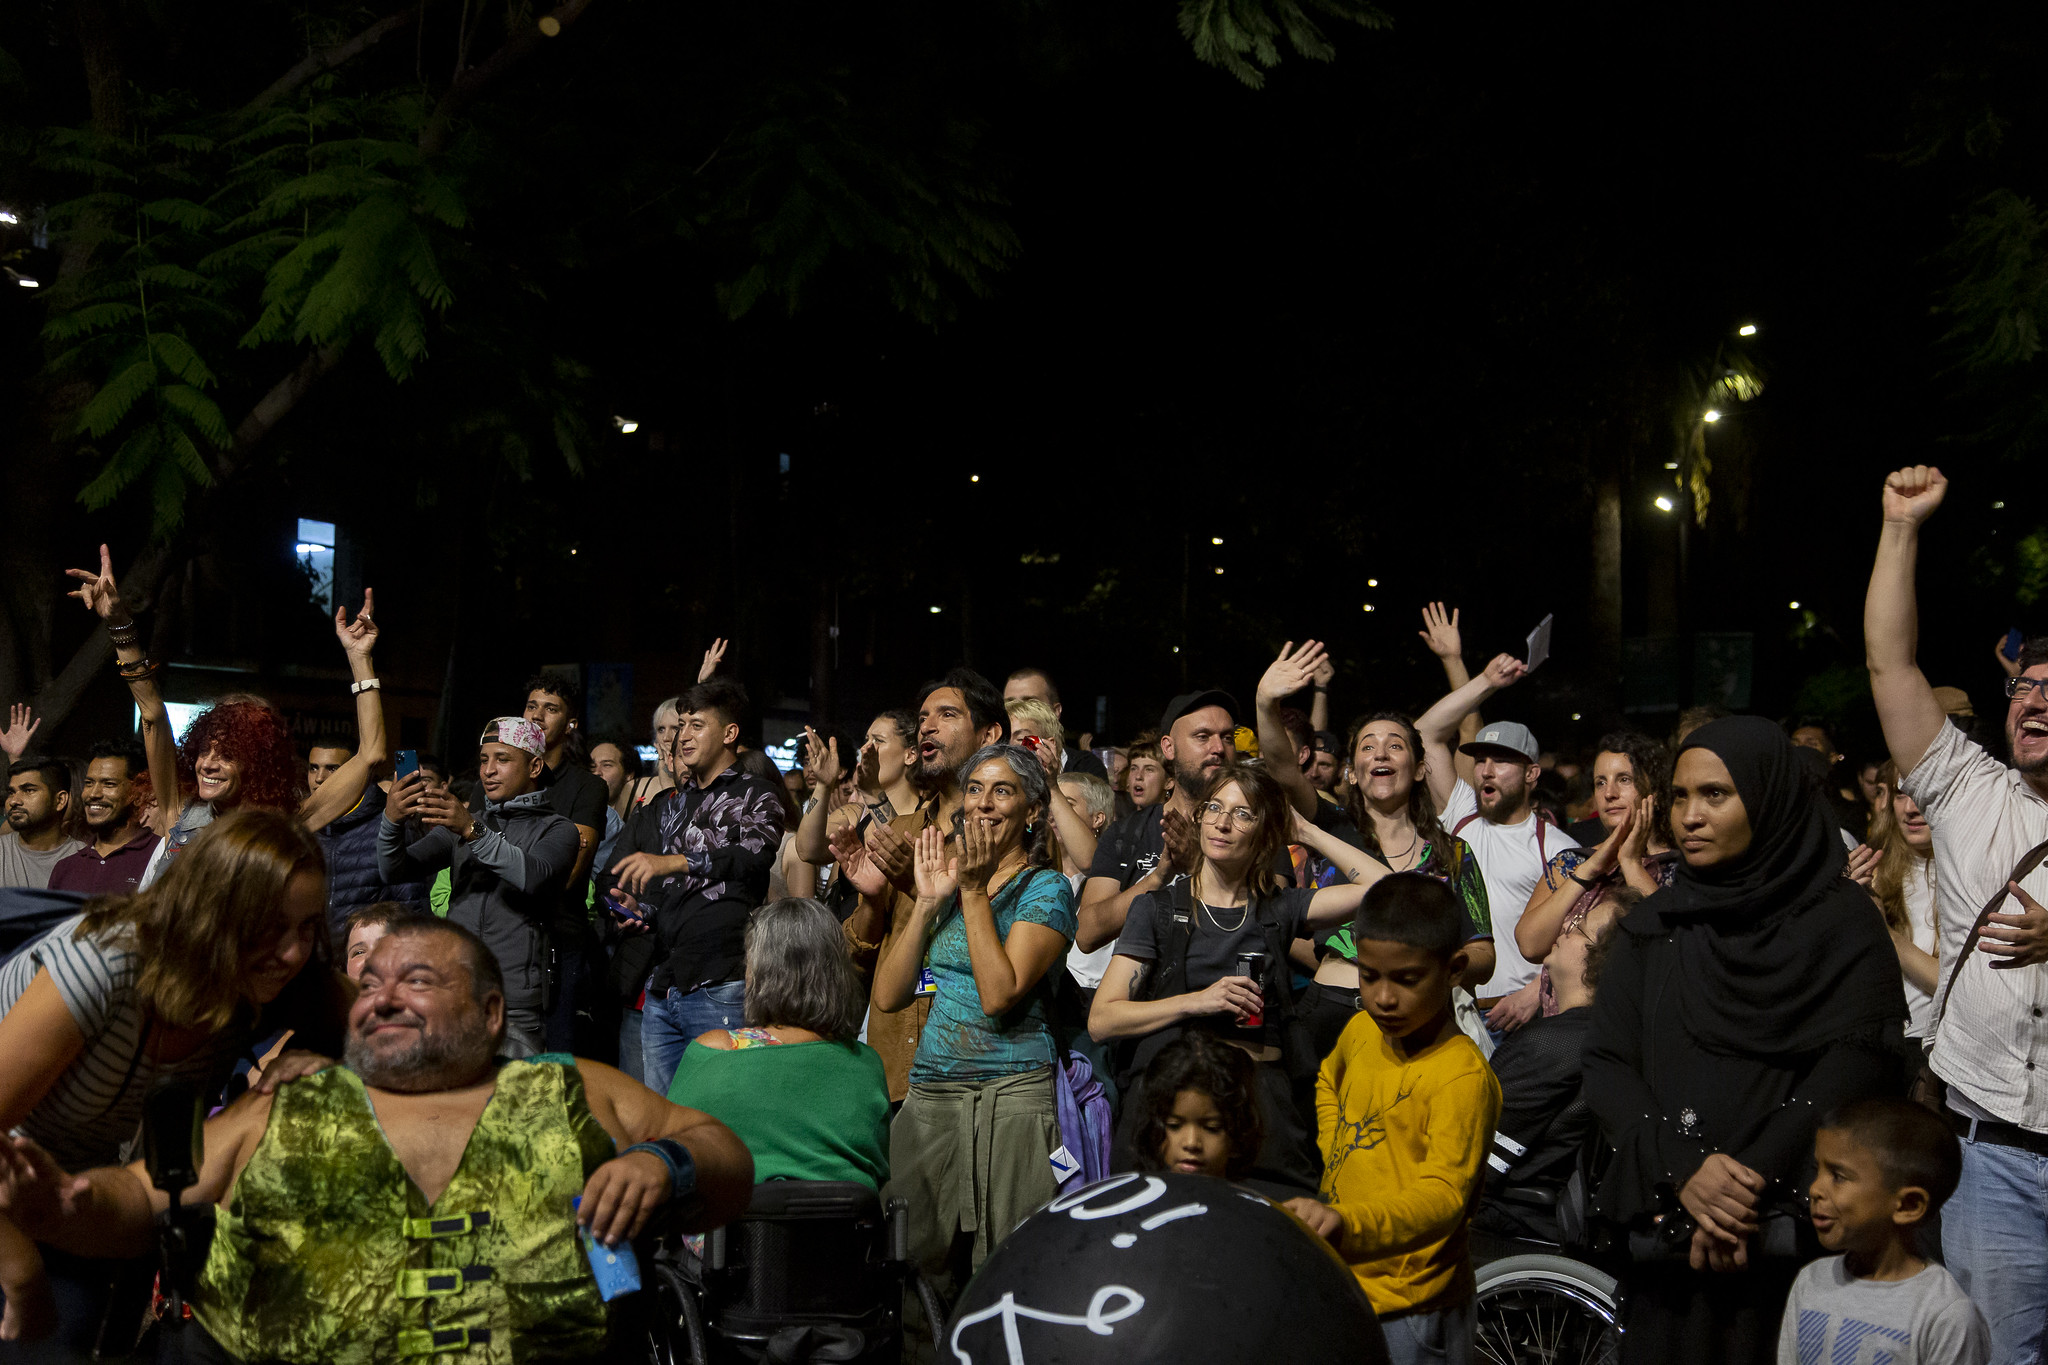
[1380,1298,1474,1365]
[640,980,746,1094]
[1944,1130,2048,1365]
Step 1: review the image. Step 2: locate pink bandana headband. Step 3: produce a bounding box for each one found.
[481,716,547,758]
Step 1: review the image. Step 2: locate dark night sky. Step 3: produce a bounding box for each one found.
[550,0,2021,756]
[11,0,2040,760]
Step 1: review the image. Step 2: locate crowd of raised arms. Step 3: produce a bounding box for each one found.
[0,464,2035,1365]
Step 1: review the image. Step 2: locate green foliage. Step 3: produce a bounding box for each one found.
[1940,188,2048,375]
[706,80,1018,324]
[35,92,472,533]
[1177,0,1390,88]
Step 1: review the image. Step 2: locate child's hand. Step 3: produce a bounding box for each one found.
[0,1271,55,1342]
[1282,1197,1342,1244]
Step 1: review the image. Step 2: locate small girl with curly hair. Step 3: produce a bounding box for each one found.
[1132,1031,1265,1180]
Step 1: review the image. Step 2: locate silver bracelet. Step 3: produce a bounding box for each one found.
[351,677,381,695]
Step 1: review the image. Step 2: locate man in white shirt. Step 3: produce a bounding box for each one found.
[1416,657,1578,1035]
[1865,463,2048,1365]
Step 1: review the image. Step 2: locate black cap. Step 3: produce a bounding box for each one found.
[1311,730,1342,755]
[1158,689,1239,737]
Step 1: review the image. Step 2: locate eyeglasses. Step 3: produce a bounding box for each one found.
[2006,676,2048,701]
[1199,801,1257,830]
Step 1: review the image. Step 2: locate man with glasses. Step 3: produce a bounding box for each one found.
[1866,463,2048,1365]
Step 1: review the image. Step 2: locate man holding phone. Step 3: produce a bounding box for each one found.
[378,717,580,1057]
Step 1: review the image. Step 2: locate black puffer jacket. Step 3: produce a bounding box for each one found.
[318,785,427,946]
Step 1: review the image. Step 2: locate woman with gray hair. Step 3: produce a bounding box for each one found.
[873,743,1077,1295]
[664,897,890,1189]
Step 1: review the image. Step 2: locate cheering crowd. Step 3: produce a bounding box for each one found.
[0,463,2036,1365]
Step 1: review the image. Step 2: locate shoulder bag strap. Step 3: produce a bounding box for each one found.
[1931,836,2048,1032]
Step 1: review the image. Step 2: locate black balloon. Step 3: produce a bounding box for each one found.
[946,1171,1388,1364]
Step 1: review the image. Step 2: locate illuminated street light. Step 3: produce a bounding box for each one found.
[1213,567,1224,575]
[1738,324,1758,337]
[1210,537,1224,546]
[970,474,980,483]
[1367,578,1379,587]
[1789,601,1800,610]
[928,605,942,614]
[1702,409,1722,423]
[1654,496,1675,512]
[1664,461,1679,470]
[613,416,639,434]
[1362,603,1376,613]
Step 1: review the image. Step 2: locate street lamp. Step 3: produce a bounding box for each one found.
[1654,495,1675,512]
[1702,409,1722,423]
[1738,324,1758,337]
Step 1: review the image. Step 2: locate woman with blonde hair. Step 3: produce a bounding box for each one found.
[1866,759,1941,1044]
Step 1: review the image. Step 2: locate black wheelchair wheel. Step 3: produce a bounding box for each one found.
[1472,1253,1621,1365]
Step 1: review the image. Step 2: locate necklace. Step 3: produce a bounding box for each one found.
[1376,825,1421,869]
[1198,895,1249,934]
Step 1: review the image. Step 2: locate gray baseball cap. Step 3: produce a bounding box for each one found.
[1459,721,1540,765]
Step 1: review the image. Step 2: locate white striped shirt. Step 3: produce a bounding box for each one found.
[0,915,233,1169]
[1903,723,2048,1130]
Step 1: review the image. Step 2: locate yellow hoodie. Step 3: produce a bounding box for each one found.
[1316,1009,1502,1317]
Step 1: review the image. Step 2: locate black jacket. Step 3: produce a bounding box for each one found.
[318,786,427,946]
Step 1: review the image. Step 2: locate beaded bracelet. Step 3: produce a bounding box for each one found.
[117,657,158,681]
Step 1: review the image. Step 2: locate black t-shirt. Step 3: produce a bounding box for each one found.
[537,759,609,933]
[1086,804,1167,890]
[1113,886,1314,1048]
[1565,816,1606,849]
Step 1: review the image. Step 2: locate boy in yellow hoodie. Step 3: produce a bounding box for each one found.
[1286,873,1502,1365]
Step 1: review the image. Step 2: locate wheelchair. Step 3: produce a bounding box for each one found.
[1468,1152,1624,1365]
[641,1181,943,1365]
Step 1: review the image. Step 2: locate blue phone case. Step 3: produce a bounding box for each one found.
[572,1197,642,1300]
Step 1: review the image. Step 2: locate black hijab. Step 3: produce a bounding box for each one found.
[1620,715,1902,1058]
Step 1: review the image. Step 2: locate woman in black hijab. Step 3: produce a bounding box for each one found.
[1584,716,1905,1365]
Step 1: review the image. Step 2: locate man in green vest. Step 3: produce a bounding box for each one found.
[0,918,753,1363]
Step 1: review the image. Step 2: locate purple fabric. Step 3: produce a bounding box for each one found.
[1053,1051,1113,1194]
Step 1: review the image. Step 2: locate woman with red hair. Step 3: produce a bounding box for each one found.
[66,544,388,887]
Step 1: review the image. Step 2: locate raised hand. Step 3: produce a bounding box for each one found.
[955,815,1001,891]
[1418,602,1462,660]
[804,727,844,791]
[0,705,41,763]
[1581,800,1635,878]
[64,544,128,623]
[1312,655,1335,689]
[912,825,960,904]
[698,637,729,683]
[1159,805,1199,876]
[383,770,427,824]
[828,825,888,897]
[1881,466,1947,528]
[1257,640,1328,703]
[1619,794,1654,863]
[867,820,914,884]
[334,588,377,659]
[1480,652,1528,690]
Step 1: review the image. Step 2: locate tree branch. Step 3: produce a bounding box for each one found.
[420,0,598,155]
[249,10,418,110]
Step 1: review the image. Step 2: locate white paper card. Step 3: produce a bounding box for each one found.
[1525,614,1554,673]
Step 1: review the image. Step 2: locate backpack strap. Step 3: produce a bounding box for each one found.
[1138,881,1197,1004]
[1932,836,2048,1033]
[1452,812,1479,837]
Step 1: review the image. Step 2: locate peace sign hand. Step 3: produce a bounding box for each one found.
[698,638,729,683]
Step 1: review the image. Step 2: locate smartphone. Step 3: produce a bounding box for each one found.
[2006,628,2026,663]
[604,887,647,923]
[393,750,420,784]
[1020,735,1041,751]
